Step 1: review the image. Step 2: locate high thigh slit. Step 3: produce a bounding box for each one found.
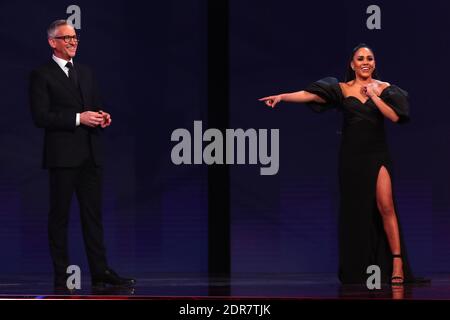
[304,77,415,284]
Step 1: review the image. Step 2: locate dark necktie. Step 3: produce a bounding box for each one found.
[65,61,79,87]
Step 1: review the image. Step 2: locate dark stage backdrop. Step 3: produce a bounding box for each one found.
[0,0,209,277]
[0,0,447,280]
[228,0,437,276]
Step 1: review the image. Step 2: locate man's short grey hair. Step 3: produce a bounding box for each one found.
[47,19,73,38]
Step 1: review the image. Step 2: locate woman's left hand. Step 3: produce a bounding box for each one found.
[362,83,382,98]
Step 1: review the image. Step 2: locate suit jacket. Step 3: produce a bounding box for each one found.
[29,60,104,168]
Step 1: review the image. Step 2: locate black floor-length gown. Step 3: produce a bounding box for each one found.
[304,77,414,284]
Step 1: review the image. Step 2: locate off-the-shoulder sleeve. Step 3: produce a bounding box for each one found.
[304,77,343,113]
[380,85,410,124]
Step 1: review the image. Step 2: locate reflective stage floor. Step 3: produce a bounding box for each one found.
[0,273,448,300]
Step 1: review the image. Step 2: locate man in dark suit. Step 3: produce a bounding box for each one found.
[29,19,135,289]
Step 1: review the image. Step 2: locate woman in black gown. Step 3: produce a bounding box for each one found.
[260,44,414,284]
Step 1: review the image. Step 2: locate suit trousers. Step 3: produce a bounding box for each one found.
[48,155,108,281]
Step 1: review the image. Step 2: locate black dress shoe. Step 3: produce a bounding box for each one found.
[92,268,136,288]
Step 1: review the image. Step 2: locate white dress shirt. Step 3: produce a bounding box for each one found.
[52,55,80,126]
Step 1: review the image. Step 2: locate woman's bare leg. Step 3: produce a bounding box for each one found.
[376,166,403,284]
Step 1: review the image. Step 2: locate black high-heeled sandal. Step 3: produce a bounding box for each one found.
[391,254,404,285]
